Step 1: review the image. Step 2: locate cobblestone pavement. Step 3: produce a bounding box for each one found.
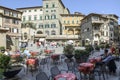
[6,44,120,80]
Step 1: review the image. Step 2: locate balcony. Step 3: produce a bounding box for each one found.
[46,35,79,40]
[35,34,47,38]
[92,20,104,24]
[7,33,21,37]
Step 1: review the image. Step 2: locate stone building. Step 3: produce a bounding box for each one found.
[17,0,70,43]
[81,13,119,46]
[0,6,22,50]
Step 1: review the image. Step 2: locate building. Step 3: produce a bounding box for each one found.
[118,25,120,43]
[60,12,85,45]
[0,6,22,50]
[17,0,70,43]
[81,13,119,46]
[0,29,8,49]
[17,6,43,43]
[43,0,69,41]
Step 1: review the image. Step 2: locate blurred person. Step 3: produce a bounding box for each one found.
[23,48,31,58]
[102,49,117,75]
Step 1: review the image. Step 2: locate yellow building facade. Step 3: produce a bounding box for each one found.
[61,12,85,45]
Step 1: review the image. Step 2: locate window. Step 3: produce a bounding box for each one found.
[51,14,56,19]
[64,21,66,24]
[45,30,49,35]
[51,24,56,28]
[92,16,99,21]
[37,31,42,34]
[29,10,31,12]
[23,16,26,21]
[12,28,18,33]
[34,15,37,20]
[38,24,43,28]
[4,10,9,15]
[106,31,108,36]
[24,32,27,39]
[24,10,26,12]
[72,21,74,24]
[5,18,10,23]
[52,4,55,8]
[110,33,113,37]
[12,19,19,24]
[46,4,48,8]
[45,15,50,20]
[45,24,49,28]
[12,12,18,17]
[12,19,16,24]
[34,9,37,12]
[40,16,42,20]
[101,31,104,36]
[51,30,56,35]
[46,10,48,12]
[67,21,70,24]
[40,9,42,11]
[76,20,79,24]
[28,15,31,20]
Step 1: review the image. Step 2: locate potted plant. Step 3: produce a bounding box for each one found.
[0,53,23,79]
[74,49,89,63]
[63,44,75,61]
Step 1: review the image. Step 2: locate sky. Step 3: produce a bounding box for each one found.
[0,0,120,23]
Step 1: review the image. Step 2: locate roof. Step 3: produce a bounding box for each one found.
[42,0,65,9]
[16,6,42,10]
[0,6,22,13]
[81,13,108,21]
[60,13,85,17]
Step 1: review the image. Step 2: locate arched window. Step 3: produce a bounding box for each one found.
[68,28,74,35]
[75,29,80,35]
[37,31,43,34]
[45,30,49,35]
[51,30,56,35]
